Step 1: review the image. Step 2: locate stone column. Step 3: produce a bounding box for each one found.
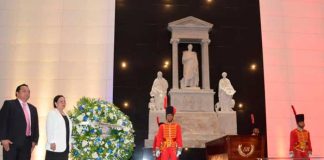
[201,39,211,90]
[170,38,179,89]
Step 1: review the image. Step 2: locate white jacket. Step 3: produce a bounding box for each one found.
[46,108,72,152]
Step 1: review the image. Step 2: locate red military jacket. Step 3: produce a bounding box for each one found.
[290,128,312,153]
[156,122,183,150]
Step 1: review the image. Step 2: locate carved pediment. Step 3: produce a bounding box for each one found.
[168,16,213,31]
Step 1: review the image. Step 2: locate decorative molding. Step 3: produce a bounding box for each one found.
[201,39,211,44]
[168,16,213,31]
[170,38,180,44]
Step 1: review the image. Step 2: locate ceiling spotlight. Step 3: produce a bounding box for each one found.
[207,0,212,3]
[165,4,172,8]
[250,63,257,71]
[238,103,244,108]
[121,61,127,69]
[123,102,129,108]
[163,60,170,69]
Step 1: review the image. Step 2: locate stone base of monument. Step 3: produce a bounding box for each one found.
[169,88,215,112]
[145,110,236,148]
[217,111,237,135]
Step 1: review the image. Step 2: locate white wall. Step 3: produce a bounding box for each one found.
[0,0,115,159]
[260,0,324,157]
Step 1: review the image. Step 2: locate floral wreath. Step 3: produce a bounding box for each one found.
[69,97,135,159]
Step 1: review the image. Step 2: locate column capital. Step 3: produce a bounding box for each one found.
[201,39,211,44]
[170,38,180,44]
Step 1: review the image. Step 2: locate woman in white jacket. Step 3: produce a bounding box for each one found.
[45,95,72,160]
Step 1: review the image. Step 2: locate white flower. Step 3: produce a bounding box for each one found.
[109,113,113,119]
[92,152,98,158]
[123,126,130,132]
[76,126,82,134]
[76,113,85,121]
[82,141,87,147]
[117,119,123,126]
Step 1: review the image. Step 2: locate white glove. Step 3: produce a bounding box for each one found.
[155,149,161,157]
[289,151,294,158]
[176,148,182,157]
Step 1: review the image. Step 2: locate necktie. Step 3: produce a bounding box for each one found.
[22,102,31,136]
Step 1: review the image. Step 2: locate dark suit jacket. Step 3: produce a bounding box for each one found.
[0,99,39,147]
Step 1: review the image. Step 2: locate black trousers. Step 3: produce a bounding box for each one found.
[3,137,32,160]
[45,146,69,160]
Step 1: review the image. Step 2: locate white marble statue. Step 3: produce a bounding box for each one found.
[148,98,157,111]
[215,72,236,112]
[180,44,199,88]
[150,71,168,110]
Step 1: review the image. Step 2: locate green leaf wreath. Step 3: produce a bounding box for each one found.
[69,97,135,160]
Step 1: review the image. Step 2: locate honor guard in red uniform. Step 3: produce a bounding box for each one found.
[155,106,183,160]
[289,106,312,159]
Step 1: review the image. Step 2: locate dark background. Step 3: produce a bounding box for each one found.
[113,0,266,159]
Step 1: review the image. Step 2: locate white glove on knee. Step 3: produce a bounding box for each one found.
[155,149,161,157]
[176,148,182,157]
[289,151,294,158]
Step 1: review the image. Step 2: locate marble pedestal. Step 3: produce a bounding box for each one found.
[169,89,215,112]
[145,111,224,148]
[217,111,237,135]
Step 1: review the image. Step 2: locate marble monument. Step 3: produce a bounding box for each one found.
[145,16,237,148]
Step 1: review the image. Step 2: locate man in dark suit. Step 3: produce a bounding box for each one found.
[0,84,39,160]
